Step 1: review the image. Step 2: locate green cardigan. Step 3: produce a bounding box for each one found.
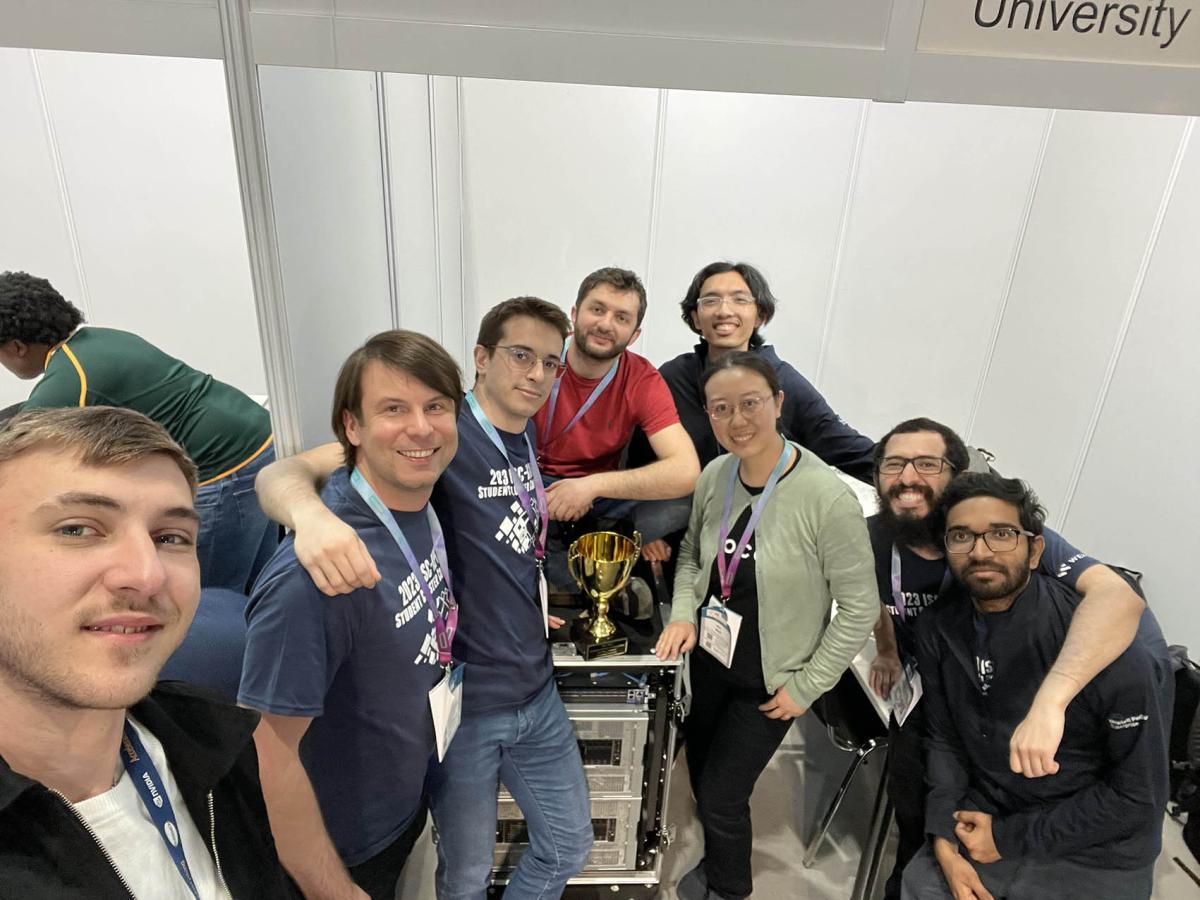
[670,441,879,710]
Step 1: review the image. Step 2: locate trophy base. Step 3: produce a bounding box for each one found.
[571,617,629,661]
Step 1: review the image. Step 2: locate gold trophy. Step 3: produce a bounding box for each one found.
[568,530,641,660]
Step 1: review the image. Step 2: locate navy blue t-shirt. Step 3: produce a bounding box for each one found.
[433,404,552,714]
[238,468,448,866]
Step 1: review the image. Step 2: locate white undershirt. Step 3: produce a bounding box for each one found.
[72,718,232,900]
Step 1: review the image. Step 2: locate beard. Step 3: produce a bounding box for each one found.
[875,483,939,548]
[574,328,628,362]
[960,562,1031,601]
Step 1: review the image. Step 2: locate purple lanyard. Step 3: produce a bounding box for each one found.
[349,468,457,666]
[538,339,620,450]
[890,543,952,622]
[465,391,547,562]
[715,442,791,600]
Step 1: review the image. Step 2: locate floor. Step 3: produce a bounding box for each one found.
[397,719,1200,899]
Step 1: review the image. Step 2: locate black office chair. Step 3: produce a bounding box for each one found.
[804,670,890,869]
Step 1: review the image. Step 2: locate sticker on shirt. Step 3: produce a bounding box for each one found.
[429,664,464,761]
[698,597,743,668]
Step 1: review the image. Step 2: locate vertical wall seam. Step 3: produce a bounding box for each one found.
[963,108,1055,443]
[427,75,445,342]
[455,76,469,365]
[813,99,869,389]
[642,88,669,359]
[375,73,401,329]
[1059,117,1194,526]
[30,50,93,321]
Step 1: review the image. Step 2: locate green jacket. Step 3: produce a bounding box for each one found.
[670,442,878,709]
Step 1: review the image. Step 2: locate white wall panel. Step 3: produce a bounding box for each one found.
[818,102,1048,440]
[969,111,1188,519]
[32,50,264,398]
[1062,132,1200,650]
[645,90,865,371]
[258,65,392,447]
[383,73,441,339]
[0,49,83,409]
[459,79,658,349]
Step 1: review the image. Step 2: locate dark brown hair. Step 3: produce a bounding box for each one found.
[476,296,571,349]
[575,267,647,326]
[331,330,463,469]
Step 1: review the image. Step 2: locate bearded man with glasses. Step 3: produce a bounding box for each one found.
[900,473,1170,900]
[866,417,1165,900]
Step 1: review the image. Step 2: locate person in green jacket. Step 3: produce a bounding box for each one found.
[0,270,277,594]
[656,351,879,900]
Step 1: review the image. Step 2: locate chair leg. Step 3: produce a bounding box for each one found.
[802,738,886,868]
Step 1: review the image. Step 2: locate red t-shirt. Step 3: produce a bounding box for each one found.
[533,349,679,479]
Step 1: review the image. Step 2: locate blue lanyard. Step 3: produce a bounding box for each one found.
[538,338,620,450]
[716,441,791,600]
[120,721,201,900]
[465,391,548,562]
[349,468,458,666]
[890,544,953,622]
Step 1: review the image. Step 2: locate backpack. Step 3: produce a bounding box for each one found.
[1167,644,1200,861]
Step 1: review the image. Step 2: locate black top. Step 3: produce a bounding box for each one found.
[640,342,876,481]
[918,573,1171,869]
[0,682,298,900]
[696,451,800,689]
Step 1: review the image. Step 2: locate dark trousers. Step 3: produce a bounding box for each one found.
[901,840,1154,900]
[885,702,927,900]
[686,654,793,899]
[347,807,428,900]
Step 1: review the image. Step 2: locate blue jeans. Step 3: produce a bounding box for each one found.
[426,678,592,899]
[194,442,279,594]
[160,587,248,701]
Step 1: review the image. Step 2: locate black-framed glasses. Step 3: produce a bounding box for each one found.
[877,456,953,476]
[697,292,756,311]
[944,526,1035,554]
[490,345,563,376]
[706,395,772,421]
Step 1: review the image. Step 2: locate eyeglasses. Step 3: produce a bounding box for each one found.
[697,293,756,311]
[706,395,772,421]
[877,456,953,476]
[944,526,1035,554]
[490,345,563,376]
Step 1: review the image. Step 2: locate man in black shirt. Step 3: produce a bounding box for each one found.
[866,417,1153,899]
[902,473,1168,900]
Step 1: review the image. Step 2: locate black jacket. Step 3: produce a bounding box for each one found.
[0,681,298,899]
[649,342,876,481]
[917,573,1171,869]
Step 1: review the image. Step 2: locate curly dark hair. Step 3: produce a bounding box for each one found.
[935,472,1047,538]
[0,272,84,345]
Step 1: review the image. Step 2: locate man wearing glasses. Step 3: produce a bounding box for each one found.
[252,299,594,899]
[901,472,1168,900]
[633,261,875,565]
[866,417,1157,900]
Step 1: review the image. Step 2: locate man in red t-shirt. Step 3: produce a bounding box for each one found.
[533,267,699,526]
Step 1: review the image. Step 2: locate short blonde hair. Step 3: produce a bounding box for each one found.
[0,406,198,492]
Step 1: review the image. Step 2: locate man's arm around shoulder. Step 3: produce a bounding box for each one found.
[255,442,381,596]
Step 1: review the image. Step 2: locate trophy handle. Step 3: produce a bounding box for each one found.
[567,539,586,594]
[630,530,642,562]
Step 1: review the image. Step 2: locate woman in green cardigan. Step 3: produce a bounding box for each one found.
[655,351,879,900]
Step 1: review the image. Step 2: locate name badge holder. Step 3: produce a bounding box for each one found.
[350,468,463,759]
[120,721,201,900]
[466,392,552,635]
[701,444,791,668]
